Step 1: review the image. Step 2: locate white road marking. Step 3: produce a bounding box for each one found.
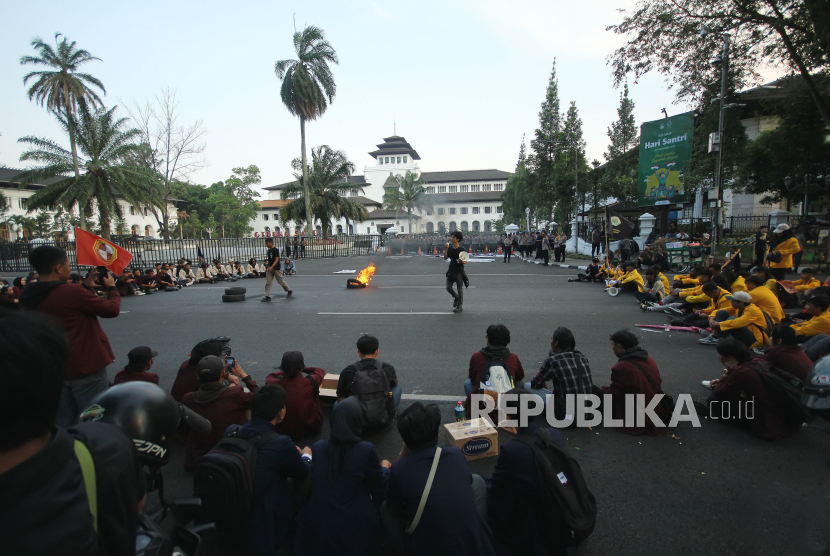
[402,394,463,401]
[378,286,478,289]
[318,312,453,315]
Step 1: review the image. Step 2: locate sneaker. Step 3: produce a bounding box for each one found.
[698,336,720,345]
[286,290,293,298]
[134,291,145,296]
[752,348,765,355]
[261,296,272,302]
[665,307,685,318]
[701,380,713,389]
[453,305,463,313]
[639,302,649,312]
[698,329,711,338]
[453,298,458,308]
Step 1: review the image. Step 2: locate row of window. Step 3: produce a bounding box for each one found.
[435,206,501,216]
[426,184,504,194]
[379,155,409,165]
[129,206,149,217]
[432,221,491,233]
[262,214,281,221]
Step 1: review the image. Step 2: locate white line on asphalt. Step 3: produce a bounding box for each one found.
[402,394,462,402]
[378,286,478,289]
[318,312,452,315]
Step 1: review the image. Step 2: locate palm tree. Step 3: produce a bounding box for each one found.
[8,215,37,239]
[275,25,338,233]
[280,146,368,235]
[177,210,190,239]
[382,171,434,234]
[15,106,162,239]
[20,33,106,230]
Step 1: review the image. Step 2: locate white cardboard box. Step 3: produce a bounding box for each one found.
[443,418,499,461]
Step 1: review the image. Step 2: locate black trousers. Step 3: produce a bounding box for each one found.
[634,291,659,302]
[503,247,511,262]
[769,267,787,280]
[446,274,464,305]
[793,251,804,272]
[542,249,549,265]
[620,250,630,263]
[592,243,601,256]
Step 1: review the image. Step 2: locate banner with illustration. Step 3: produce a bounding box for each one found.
[638,111,695,207]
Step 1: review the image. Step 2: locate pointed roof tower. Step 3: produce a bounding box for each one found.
[368,136,421,160]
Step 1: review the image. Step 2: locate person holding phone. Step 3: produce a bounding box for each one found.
[444,230,468,313]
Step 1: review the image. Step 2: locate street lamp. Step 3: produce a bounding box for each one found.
[525,207,530,231]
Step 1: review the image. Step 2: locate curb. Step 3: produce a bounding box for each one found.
[513,255,589,270]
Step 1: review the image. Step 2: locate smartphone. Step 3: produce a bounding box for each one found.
[226,356,235,367]
[97,266,108,279]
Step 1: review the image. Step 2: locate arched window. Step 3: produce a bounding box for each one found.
[426,222,434,233]
[449,221,457,231]
[337,224,343,234]
[131,225,140,235]
[460,221,469,232]
[145,225,153,237]
[265,226,271,232]
[484,221,492,232]
[472,221,480,232]
[315,225,322,236]
[275,226,280,233]
[349,224,354,234]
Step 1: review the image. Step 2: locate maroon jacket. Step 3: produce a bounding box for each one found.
[265,367,325,440]
[755,344,813,383]
[464,346,525,418]
[171,360,200,402]
[181,378,260,469]
[20,281,120,380]
[602,348,667,436]
[712,360,802,441]
[113,368,160,385]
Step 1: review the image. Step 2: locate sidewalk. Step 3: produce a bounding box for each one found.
[503,253,592,270]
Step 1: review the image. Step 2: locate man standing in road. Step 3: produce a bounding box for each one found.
[262,238,293,302]
[445,230,468,313]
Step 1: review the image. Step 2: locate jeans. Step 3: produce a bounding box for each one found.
[463,379,474,397]
[715,310,756,347]
[446,274,463,305]
[56,368,109,427]
[381,474,487,555]
[802,334,830,361]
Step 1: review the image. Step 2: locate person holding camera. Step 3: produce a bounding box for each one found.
[181,354,260,470]
[20,246,121,427]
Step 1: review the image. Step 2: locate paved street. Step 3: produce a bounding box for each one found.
[101,254,830,556]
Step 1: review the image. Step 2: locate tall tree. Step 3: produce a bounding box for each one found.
[124,88,207,238]
[275,25,339,234]
[21,33,106,230]
[601,83,640,206]
[515,134,527,172]
[279,146,367,234]
[529,60,563,223]
[15,107,162,238]
[607,0,830,129]
[605,84,637,162]
[382,171,434,234]
[556,102,588,223]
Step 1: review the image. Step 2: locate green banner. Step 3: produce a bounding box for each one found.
[638,111,695,207]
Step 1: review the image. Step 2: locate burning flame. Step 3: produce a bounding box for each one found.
[356,263,376,285]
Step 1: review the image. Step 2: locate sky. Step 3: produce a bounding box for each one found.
[1,0,700,195]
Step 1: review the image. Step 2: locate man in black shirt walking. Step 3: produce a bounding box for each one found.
[262,238,293,301]
[445,230,468,313]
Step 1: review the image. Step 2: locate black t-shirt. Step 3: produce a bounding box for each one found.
[446,245,466,275]
[0,423,145,556]
[336,358,398,399]
[266,246,280,268]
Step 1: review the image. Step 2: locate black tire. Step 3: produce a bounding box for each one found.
[222,294,246,302]
[225,287,246,295]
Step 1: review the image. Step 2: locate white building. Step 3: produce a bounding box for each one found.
[0,167,178,240]
[261,135,510,235]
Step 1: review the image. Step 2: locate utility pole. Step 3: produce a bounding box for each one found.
[712,34,729,253]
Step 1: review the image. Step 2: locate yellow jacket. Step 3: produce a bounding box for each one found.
[749,286,784,324]
[657,273,670,291]
[620,269,645,292]
[719,304,769,348]
[791,309,830,338]
[763,278,778,292]
[702,288,735,316]
[679,284,704,299]
[793,278,820,292]
[730,276,747,293]
[675,274,700,286]
[769,237,800,269]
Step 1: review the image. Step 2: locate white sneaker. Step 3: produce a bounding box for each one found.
[134,291,145,296]
[701,380,713,388]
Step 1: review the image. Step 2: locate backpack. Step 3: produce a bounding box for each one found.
[751,361,814,425]
[479,358,514,403]
[193,425,276,538]
[513,428,597,547]
[351,359,395,435]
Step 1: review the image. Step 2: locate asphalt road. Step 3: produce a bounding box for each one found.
[99,254,830,556]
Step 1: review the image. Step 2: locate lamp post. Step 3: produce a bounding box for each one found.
[525,207,530,231]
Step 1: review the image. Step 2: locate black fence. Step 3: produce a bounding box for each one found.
[0,235,384,272]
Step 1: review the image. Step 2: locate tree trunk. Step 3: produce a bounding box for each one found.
[408,207,413,235]
[300,117,312,234]
[64,88,85,231]
[162,196,171,239]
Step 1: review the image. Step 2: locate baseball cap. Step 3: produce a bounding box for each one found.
[197,355,226,381]
[127,346,158,366]
[773,223,790,234]
[726,291,752,303]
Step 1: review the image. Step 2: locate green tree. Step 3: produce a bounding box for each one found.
[33,211,54,238]
[225,165,262,204]
[20,33,106,230]
[529,60,564,224]
[607,0,830,129]
[9,215,36,239]
[280,145,367,234]
[598,84,639,206]
[275,25,339,234]
[502,162,532,225]
[15,107,162,238]
[555,101,588,223]
[382,171,433,234]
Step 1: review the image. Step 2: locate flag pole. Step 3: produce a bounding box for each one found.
[604,205,610,261]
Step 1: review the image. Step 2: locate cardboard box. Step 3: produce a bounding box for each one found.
[443,418,498,461]
[319,373,339,406]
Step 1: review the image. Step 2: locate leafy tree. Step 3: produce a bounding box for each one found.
[9,215,36,239]
[607,0,830,129]
[598,83,640,206]
[33,211,54,238]
[515,134,527,172]
[15,107,162,238]
[382,171,434,234]
[528,60,564,222]
[280,146,367,235]
[20,33,106,230]
[502,137,533,224]
[225,165,262,204]
[275,25,339,233]
[555,101,588,223]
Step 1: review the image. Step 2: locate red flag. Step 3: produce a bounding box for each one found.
[74,228,134,274]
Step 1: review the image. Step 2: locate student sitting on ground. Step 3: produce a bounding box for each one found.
[382,403,496,556]
[704,338,803,441]
[573,258,600,282]
[178,263,197,286]
[113,346,160,385]
[195,263,214,283]
[265,351,325,441]
[745,276,784,324]
[247,258,265,278]
[635,269,666,308]
[295,397,389,556]
[464,324,525,417]
[282,258,297,275]
[138,269,159,292]
[672,266,701,289]
[791,295,830,340]
[722,269,747,293]
[699,291,770,348]
[652,265,670,292]
[617,261,644,293]
[754,324,813,382]
[671,281,733,328]
[524,327,596,421]
[647,269,713,313]
[596,259,619,282]
[211,260,230,281]
[337,335,401,434]
[792,267,820,301]
[237,385,312,556]
[181,355,259,469]
[157,267,178,290]
[487,388,573,556]
[171,338,226,402]
[117,270,144,296]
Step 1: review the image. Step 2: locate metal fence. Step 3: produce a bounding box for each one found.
[0,235,384,272]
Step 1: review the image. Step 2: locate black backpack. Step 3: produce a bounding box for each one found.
[513,428,597,547]
[751,361,814,425]
[351,359,395,435]
[193,425,276,538]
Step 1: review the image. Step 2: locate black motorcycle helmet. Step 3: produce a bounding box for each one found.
[80,382,180,467]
